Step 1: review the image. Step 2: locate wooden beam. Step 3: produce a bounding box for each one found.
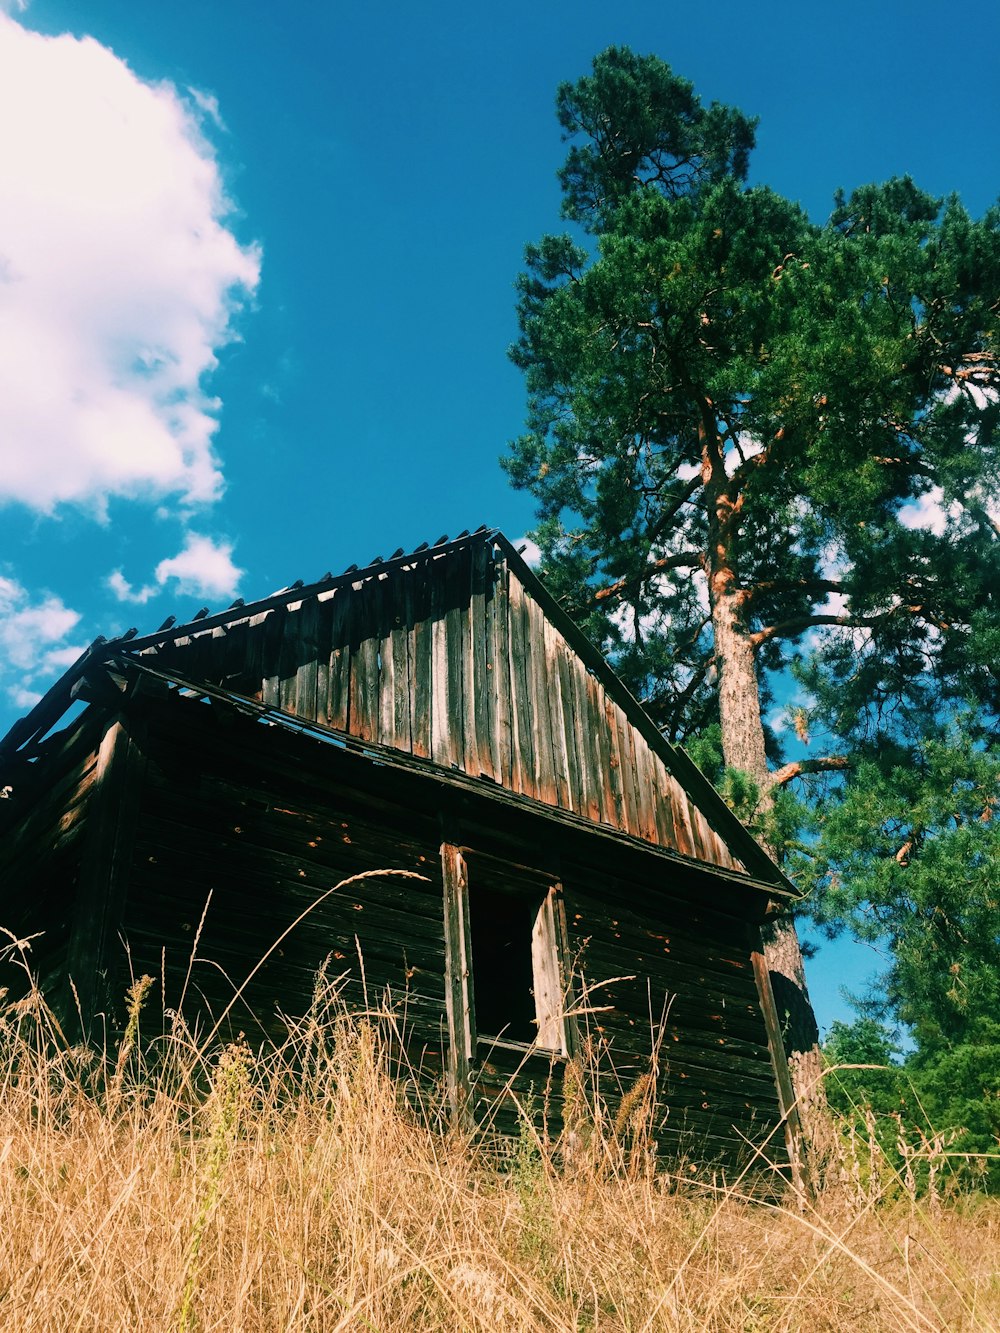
[748,925,813,1201]
[66,713,147,1037]
[440,839,474,1129]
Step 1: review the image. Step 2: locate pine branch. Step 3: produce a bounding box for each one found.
[768,755,850,790]
[749,603,953,648]
[594,550,705,603]
[744,577,846,606]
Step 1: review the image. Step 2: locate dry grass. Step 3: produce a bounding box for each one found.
[1,956,998,1330]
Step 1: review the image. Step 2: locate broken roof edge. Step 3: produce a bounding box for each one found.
[0,528,500,763]
[494,536,798,898]
[0,525,798,899]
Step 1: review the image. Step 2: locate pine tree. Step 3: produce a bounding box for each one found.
[505,47,1000,1107]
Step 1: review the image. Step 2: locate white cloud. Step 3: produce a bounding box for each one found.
[0,576,86,708]
[898,487,953,536]
[514,536,541,567]
[109,531,243,604]
[0,15,260,518]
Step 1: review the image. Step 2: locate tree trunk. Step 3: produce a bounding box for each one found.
[704,438,826,1142]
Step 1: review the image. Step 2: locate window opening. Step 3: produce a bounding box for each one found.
[463,853,567,1053]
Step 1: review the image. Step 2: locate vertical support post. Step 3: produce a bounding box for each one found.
[748,923,813,1200]
[549,884,580,1061]
[67,712,146,1037]
[440,840,474,1129]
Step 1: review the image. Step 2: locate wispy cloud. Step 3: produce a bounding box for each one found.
[0,575,86,709]
[108,532,243,605]
[0,14,260,519]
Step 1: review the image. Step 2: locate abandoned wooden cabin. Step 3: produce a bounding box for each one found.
[0,527,805,1178]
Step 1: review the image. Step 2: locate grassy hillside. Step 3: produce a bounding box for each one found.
[1,955,998,1330]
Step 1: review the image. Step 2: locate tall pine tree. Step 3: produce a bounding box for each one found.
[505,47,1000,1105]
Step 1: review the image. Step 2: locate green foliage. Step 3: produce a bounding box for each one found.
[508,46,1000,1179]
[822,1015,1000,1195]
[799,722,1000,1046]
[506,46,1000,746]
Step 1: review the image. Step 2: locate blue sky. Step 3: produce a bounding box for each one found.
[1,0,998,1034]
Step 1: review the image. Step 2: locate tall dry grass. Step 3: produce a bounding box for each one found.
[1,941,998,1330]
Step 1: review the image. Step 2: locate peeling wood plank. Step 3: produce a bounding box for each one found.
[327,588,351,733]
[314,596,332,729]
[469,540,495,781]
[377,575,397,749]
[507,574,536,795]
[389,570,411,753]
[261,607,287,708]
[588,674,614,826]
[612,703,639,838]
[350,581,379,742]
[407,563,432,759]
[294,596,320,722]
[489,555,515,789]
[66,715,146,1033]
[441,841,473,1127]
[542,618,571,809]
[555,642,584,818]
[748,926,812,1199]
[429,560,454,768]
[526,590,558,802]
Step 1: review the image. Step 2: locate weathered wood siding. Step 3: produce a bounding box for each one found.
[0,712,103,1002]
[114,702,448,1055]
[144,544,743,875]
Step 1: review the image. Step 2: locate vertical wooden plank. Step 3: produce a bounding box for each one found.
[670,777,698,857]
[612,705,639,837]
[573,661,602,824]
[469,540,495,781]
[532,887,566,1052]
[351,579,380,742]
[525,591,557,803]
[686,804,711,865]
[633,735,659,844]
[409,563,433,759]
[542,618,571,809]
[219,618,248,693]
[66,714,147,1035]
[314,595,333,728]
[602,692,626,831]
[440,841,473,1128]
[507,573,538,797]
[244,612,268,701]
[618,706,642,838]
[488,553,515,789]
[444,545,472,774]
[429,557,455,768]
[555,642,585,818]
[261,607,286,707]
[377,575,396,748]
[294,596,320,722]
[748,926,811,1200]
[588,674,614,825]
[386,570,411,753]
[278,602,300,714]
[327,586,351,733]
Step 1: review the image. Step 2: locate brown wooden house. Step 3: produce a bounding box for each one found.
[0,528,804,1180]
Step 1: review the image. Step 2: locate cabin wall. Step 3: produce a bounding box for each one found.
[0,710,104,1003]
[1,688,787,1177]
[142,543,742,875]
[111,701,449,1059]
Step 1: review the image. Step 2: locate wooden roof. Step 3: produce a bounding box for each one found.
[0,528,796,895]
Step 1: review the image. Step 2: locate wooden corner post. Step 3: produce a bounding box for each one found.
[440,840,474,1129]
[67,712,146,1038]
[748,925,814,1201]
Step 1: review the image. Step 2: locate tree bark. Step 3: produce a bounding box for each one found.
[703,426,826,1140]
